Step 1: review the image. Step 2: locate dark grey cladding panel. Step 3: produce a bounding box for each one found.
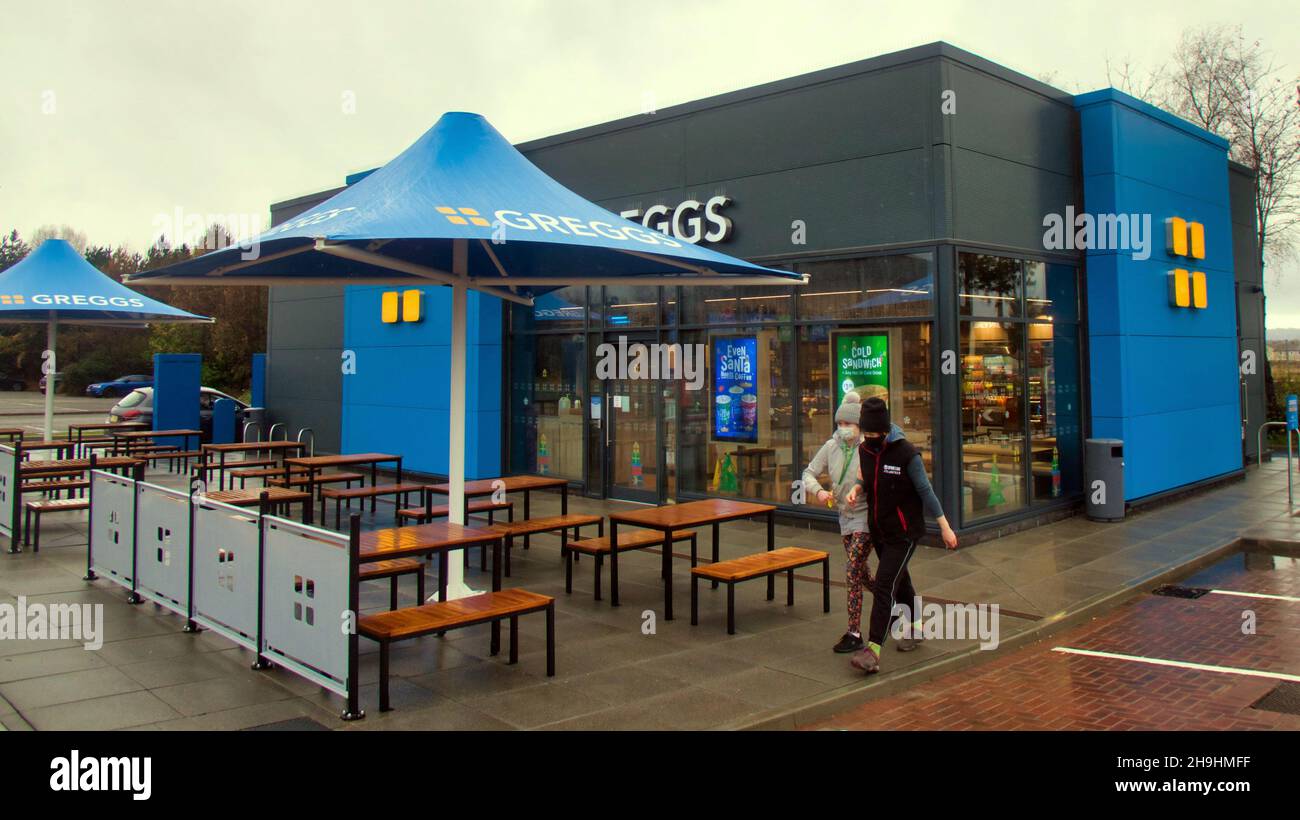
[266,347,341,405]
[1227,165,1260,286]
[597,149,934,258]
[269,289,345,350]
[1231,219,1261,286]
[523,119,686,201]
[680,63,933,186]
[944,62,1076,177]
[950,147,1074,251]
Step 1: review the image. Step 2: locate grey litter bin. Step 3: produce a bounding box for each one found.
[1084,438,1125,521]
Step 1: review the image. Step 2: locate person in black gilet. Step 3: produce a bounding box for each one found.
[845,397,958,673]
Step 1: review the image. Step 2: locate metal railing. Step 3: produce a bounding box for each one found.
[1256,421,1298,513]
[296,427,315,457]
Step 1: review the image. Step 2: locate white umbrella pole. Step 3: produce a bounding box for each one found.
[43,317,57,443]
[437,239,479,600]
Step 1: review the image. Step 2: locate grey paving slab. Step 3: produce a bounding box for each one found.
[0,456,1293,730]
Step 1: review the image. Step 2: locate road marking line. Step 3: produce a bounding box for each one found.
[1052,647,1300,683]
[1209,589,1300,603]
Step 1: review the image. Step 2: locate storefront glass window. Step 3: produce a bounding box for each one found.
[960,320,1027,520]
[1028,322,1083,503]
[602,285,660,328]
[1024,261,1079,322]
[681,283,792,325]
[797,323,934,481]
[508,333,585,479]
[796,253,935,320]
[677,327,795,503]
[511,285,586,332]
[959,253,1022,318]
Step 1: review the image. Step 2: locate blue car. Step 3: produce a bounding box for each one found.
[85,374,153,398]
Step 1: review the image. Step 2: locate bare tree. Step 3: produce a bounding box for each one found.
[31,224,88,254]
[1104,56,1165,102]
[1153,26,1300,275]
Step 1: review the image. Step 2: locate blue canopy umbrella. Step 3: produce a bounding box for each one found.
[129,111,804,598]
[0,238,211,440]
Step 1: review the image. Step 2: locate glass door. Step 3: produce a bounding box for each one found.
[603,332,661,503]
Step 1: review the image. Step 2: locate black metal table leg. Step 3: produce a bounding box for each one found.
[765,510,775,600]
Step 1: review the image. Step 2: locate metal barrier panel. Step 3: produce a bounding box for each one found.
[89,470,136,589]
[191,497,261,651]
[133,482,191,617]
[261,516,351,696]
[0,444,16,541]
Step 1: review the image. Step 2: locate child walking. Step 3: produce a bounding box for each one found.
[802,390,874,654]
[845,396,958,673]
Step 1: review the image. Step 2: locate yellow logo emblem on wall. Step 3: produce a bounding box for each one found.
[1166,217,1207,309]
[0,295,25,305]
[436,206,490,227]
[381,289,423,323]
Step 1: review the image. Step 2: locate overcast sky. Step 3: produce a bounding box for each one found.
[3,0,1297,326]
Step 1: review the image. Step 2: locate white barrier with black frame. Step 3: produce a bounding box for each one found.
[0,444,18,552]
[133,481,192,617]
[190,495,263,653]
[261,515,361,715]
[85,475,365,719]
[88,469,137,591]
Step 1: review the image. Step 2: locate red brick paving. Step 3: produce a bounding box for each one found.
[810,553,1300,731]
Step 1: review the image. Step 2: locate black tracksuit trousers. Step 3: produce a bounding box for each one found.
[867,535,918,647]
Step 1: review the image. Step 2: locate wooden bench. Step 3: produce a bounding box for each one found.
[358,589,555,711]
[136,449,203,472]
[359,557,425,610]
[267,471,364,495]
[690,547,830,634]
[396,498,514,525]
[565,529,697,601]
[227,464,307,488]
[194,457,277,477]
[23,497,91,552]
[488,514,603,576]
[21,478,89,498]
[319,483,426,528]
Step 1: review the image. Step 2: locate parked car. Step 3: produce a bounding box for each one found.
[86,374,153,398]
[38,374,62,394]
[0,373,26,391]
[107,387,250,441]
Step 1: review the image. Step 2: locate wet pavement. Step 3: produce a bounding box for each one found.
[1,453,1297,731]
[809,547,1300,730]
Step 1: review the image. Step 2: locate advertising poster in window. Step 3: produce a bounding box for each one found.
[713,336,758,442]
[832,331,890,408]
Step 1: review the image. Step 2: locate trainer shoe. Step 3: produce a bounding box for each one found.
[896,635,921,652]
[850,646,880,674]
[833,632,864,654]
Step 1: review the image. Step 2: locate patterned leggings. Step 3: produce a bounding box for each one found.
[842,531,874,633]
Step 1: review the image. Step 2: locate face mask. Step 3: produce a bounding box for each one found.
[862,435,884,451]
[835,426,859,445]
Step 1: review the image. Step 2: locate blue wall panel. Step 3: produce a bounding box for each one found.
[152,353,201,447]
[341,285,502,478]
[1076,89,1240,501]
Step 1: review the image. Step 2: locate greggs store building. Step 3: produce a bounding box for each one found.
[263,42,1267,535]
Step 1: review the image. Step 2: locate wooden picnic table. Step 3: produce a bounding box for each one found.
[608,498,777,621]
[66,421,148,455]
[21,456,142,479]
[283,453,403,524]
[360,521,504,601]
[18,439,77,459]
[110,428,202,455]
[0,428,24,444]
[426,475,569,524]
[201,440,307,490]
[203,487,313,522]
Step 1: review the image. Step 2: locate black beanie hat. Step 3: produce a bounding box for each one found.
[859,396,890,434]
